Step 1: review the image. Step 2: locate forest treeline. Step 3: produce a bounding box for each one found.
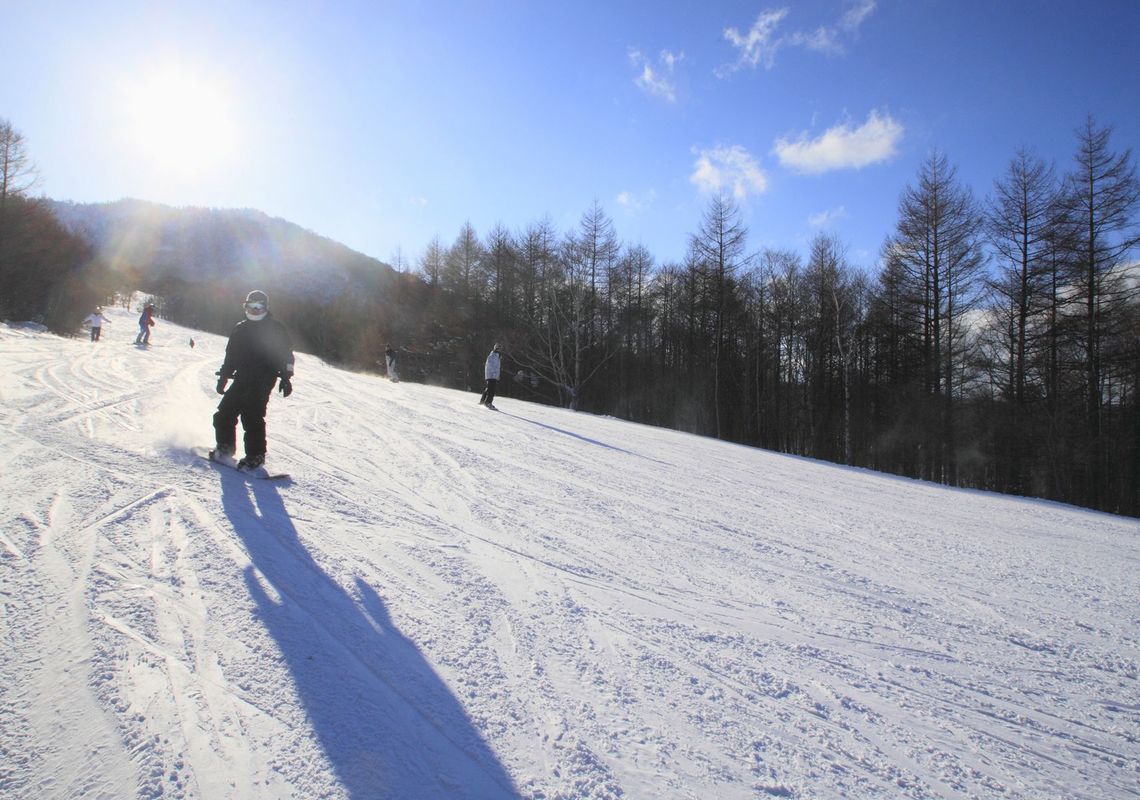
[2,116,1137,516]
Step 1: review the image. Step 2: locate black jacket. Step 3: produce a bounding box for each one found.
[218,314,294,384]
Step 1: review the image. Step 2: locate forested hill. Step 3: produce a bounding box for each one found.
[49,198,396,296]
[47,199,420,371]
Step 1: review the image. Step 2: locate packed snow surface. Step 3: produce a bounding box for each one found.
[2,305,1138,800]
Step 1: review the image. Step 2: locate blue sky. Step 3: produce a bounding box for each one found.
[4,0,1139,271]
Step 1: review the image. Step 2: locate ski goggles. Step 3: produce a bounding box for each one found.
[244,301,267,311]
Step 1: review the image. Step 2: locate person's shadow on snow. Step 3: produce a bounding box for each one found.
[218,471,519,799]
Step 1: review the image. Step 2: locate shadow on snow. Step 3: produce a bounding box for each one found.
[218,470,520,799]
[501,411,665,463]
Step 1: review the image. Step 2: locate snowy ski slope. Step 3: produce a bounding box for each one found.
[2,304,1138,799]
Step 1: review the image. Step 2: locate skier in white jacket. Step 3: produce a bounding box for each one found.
[385,344,399,382]
[82,307,111,341]
[479,343,502,409]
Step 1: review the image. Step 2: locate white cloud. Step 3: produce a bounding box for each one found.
[773,110,903,174]
[408,196,428,207]
[719,8,789,74]
[690,145,768,200]
[720,1,876,74]
[616,189,657,212]
[840,0,877,34]
[808,205,848,227]
[789,26,840,55]
[629,48,684,102]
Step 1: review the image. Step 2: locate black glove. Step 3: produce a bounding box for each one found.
[216,375,229,395]
[279,377,293,397]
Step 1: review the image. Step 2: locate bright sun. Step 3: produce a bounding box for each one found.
[123,64,239,176]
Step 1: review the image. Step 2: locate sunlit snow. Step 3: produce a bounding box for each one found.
[2,303,1137,799]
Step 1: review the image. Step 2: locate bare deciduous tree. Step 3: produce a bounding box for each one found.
[0,119,38,206]
[892,151,986,483]
[690,193,748,438]
[1063,116,1140,505]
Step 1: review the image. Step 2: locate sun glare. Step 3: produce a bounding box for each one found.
[123,64,240,176]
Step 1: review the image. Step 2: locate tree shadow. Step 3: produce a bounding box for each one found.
[217,471,520,799]
[500,411,666,463]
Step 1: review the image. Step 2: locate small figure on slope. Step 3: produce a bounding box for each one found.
[134,303,156,345]
[212,290,295,470]
[478,342,502,410]
[385,343,400,382]
[83,306,111,342]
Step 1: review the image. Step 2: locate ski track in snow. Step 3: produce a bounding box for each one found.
[1,306,1138,800]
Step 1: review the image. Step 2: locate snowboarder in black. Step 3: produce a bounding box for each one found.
[213,290,294,470]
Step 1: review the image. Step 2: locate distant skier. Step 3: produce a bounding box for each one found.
[478,343,502,410]
[212,290,295,470]
[83,306,111,342]
[385,344,399,382]
[134,303,156,345]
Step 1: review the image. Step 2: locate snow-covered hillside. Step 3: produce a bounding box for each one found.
[2,305,1138,800]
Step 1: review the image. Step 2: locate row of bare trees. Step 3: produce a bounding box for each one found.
[404,117,1137,515]
[974,118,1140,511]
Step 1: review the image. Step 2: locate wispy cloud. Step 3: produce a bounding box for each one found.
[719,9,789,73]
[839,0,877,33]
[690,145,768,200]
[629,48,684,102]
[407,196,428,207]
[808,205,848,227]
[773,110,903,174]
[616,189,658,212]
[719,0,876,74]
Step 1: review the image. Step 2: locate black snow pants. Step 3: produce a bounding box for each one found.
[479,378,498,406]
[213,378,274,456]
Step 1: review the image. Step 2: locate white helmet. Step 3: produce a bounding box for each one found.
[244,290,268,321]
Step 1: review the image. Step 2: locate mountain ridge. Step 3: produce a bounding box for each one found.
[48,197,396,293]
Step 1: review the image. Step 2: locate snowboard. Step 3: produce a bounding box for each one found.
[193,446,291,481]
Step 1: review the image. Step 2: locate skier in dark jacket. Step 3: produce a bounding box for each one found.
[212,290,294,470]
